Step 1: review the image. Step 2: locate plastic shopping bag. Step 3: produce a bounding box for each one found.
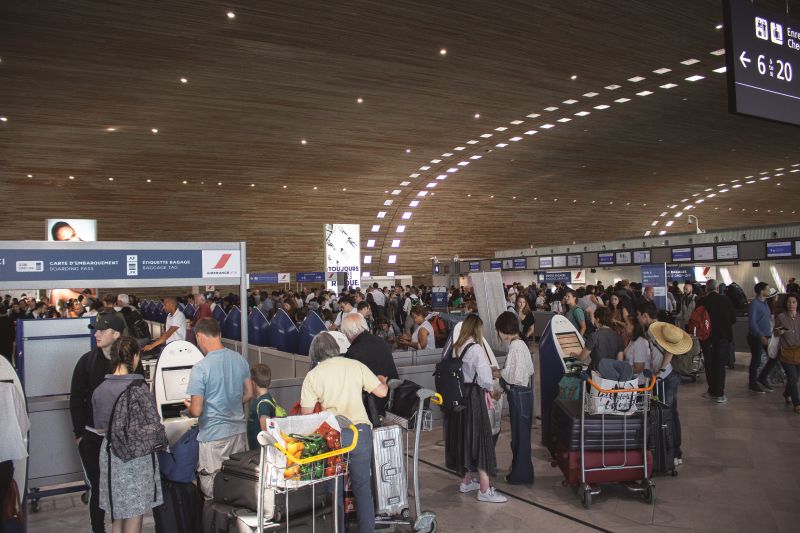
[586,371,638,416]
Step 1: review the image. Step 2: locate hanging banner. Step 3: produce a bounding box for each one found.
[249,273,279,284]
[539,271,572,284]
[324,224,360,290]
[641,264,667,310]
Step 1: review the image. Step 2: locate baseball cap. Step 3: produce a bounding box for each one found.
[88,313,126,333]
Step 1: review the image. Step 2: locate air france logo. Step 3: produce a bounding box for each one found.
[212,253,232,270]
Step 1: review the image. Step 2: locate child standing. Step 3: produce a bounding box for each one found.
[247,364,283,450]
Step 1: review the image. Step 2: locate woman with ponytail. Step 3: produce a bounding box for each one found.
[91,336,162,533]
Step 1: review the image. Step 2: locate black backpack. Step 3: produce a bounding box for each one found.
[121,307,151,340]
[433,341,476,412]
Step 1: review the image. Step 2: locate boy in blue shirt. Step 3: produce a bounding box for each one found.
[247,363,282,449]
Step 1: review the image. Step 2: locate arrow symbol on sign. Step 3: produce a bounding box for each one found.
[739,51,751,68]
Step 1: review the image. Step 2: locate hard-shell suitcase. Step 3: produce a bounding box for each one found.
[550,399,644,452]
[648,400,677,476]
[153,477,202,533]
[372,425,409,518]
[554,443,652,486]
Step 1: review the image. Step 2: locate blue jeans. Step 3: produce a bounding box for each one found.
[337,424,374,533]
[506,386,534,484]
[783,362,800,407]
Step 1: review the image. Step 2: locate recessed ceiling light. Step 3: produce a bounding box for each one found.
[106,127,116,132]
[660,83,678,89]
[480,133,493,138]
[109,177,114,181]
[526,113,541,119]
[68,175,75,180]
[151,128,158,134]
[405,148,411,153]
[570,74,577,80]
[439,48,447,55]
[227,11,236,19]
[540,123,555,129]
[524,130,537,135]
[313,186,317,190]
[409,173,420,178]
[685,75,705,82]
[474,113,480,119]
[494,126,507,131]
[182,180,187,184]
[218,182,222,186]
[713,66,727,73]
[147,179,152,183]
[442,152,453,157]
[509,136,522,142]
[180,77,188,83]
[282,185,287,189]
[0,117,7,122]
[575,111,590,117]
[26,174,32,178]
[356,97,363,104]
[711,48,726,56]
[715,23,723,30]
[300,139,307,145]
[681,58,700,65]
[594,104,610,110]
[342,187,347,191]
[557,117,571,123]
[636,90,653,96]
[250,183,255,187]
[614,98,630,103]
[512,196,517,199]
[605,84,621,90]
[495,143,508,148]
[582,92,599,98]
[544,106,559,112]
[563,99,578,105]
[628,76,646,82]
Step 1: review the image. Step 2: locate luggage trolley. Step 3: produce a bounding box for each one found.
[254,415,357,533]
[578,375,657,509]
[376,379,440,533]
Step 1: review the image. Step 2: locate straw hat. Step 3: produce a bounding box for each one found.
[649,321,693,355]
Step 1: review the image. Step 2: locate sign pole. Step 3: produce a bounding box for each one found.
[239,241,248,351]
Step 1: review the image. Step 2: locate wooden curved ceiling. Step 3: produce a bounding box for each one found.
[1,0,798,281]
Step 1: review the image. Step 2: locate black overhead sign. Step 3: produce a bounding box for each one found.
[724,0,800,126]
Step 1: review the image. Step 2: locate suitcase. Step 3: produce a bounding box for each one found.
[550,399,644,451]
[231,504,336,532]
[554,443,652,486]
[153,478,202,533]
[372,425,409,518]
[648,400,677,476]
[202,501,241,533]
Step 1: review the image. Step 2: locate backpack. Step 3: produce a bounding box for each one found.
[106,380,168,519]
[158,426,200,483]
[687,305,711,341]
[121,306,151,340]
[433,341,476,412]
[258,396,287,418]
[429,315,449,348]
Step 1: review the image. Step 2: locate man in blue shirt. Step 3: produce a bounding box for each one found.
[747,282,777,394]
[184,318,253,499]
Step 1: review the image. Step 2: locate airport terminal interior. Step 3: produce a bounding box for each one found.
[1,0,800,532]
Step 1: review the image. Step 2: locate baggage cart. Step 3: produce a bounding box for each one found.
[375,379,440,533]
[251,414,357,533]
[576,375,657,508]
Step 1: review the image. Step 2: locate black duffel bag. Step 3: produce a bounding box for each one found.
[388,379,426,419]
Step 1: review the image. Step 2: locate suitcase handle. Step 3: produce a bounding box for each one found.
[586,375,656,394]
[271,424,359,466]
[381,463,399,481]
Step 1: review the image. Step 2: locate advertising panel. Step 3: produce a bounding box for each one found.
[46,219,97,242]
[324,224,360,289]
[641,264,667,309]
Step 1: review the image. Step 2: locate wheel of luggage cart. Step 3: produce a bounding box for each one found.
[81,490,90,504]
[413,512,437,533]
[642,481,655,504]
[580,484,592,509]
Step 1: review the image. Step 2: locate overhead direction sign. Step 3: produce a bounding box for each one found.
[724,0,800,125]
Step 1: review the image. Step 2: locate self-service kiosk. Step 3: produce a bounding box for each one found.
[538,315,585,446]
[153,340,204,445]
[248,308,270,347]
[298,312,326,356]
[222,305,242,341]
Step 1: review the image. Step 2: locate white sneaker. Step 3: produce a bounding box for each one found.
[477,487,508,503]
[459,480,480,493]
[674,457,683,466]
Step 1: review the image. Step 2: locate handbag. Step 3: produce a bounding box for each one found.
[768,335,781,360]
[779,345,800,365]
[1,478,23,525]
[586,370,638,416]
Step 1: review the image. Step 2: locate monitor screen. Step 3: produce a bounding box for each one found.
[513,258,527,269]
[539,256,553,269]
[598,252,614,266]
[615,251,632,265]
[490,260,502,270]
[693,246,715,262]
[469,261,480,272]
[162,366,193,403]
[672,247,692,262]
[716,244,739,260]
[633,250,651,264]
[766,241,793,258]
[556,332,583,358]
[567,254,582,267]
[502,259,514,270]
[552,256,567,268]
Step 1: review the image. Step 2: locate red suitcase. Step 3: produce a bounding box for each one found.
[554,443,652,486]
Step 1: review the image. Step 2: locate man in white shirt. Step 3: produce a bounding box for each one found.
[370,282,387,320]
[330,295,357,331]
[144,297,186,351]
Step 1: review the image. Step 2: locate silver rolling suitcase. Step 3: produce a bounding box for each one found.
[372,425,409,518]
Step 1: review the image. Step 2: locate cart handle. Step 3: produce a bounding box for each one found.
[273,424,359,465]
[585,374,656,394]
[430,392,443,406]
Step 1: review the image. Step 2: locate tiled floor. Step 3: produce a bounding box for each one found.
[27,353,799,532]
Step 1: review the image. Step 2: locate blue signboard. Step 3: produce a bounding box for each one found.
[766,241,793,258]
[667,266,694,284]
[296,271,325,283]
[671,247,692,262]
[431,290,448,308]
[539,271,572,284]
[598,252,614,266]
[641,264,667,309]
[469,261,481,272]
[513,258,527,270]
[490,260,502,270]
[0,249,207,282]
[249,272,279,284]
